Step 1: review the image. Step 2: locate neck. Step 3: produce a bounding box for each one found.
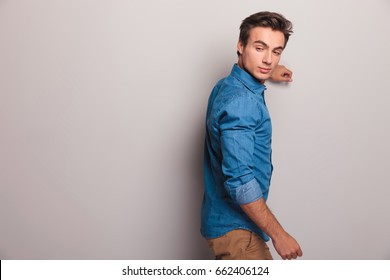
[237,58,265,84]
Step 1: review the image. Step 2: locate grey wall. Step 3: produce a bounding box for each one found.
[1,0,389,259]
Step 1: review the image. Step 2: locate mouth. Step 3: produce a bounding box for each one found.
[259,67,272,74]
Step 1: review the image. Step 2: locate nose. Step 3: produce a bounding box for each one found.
[262,50,272,65]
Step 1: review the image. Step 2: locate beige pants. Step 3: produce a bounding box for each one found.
[207,229,273,260]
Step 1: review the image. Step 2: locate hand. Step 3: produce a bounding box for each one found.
[270,65,293,82]
[272,231,303,260]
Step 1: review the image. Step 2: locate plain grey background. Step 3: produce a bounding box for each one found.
[1,0,389,259]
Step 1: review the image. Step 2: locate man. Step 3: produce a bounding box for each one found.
[201,11,303,260]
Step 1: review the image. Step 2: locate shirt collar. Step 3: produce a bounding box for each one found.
[230,64,266,95]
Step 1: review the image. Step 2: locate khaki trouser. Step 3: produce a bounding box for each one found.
[207,229,273,260]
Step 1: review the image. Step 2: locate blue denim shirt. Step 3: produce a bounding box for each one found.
[201,64,273,241]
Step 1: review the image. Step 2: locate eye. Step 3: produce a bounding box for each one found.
[273,50,282,56]
[256,47,264,52]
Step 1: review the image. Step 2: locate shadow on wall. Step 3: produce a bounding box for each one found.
[185,44,234,260]
[187,122,214,259]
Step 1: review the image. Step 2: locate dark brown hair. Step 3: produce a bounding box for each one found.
[239,11,293,50]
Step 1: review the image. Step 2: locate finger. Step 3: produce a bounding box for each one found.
[280,76,292,82]
[291,252,298,259]
[283,70,293,81]
[297,248,303,257]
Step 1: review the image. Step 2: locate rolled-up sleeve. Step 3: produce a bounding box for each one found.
[220,94,263,205]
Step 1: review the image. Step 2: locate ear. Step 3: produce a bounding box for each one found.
[237,41,243,55]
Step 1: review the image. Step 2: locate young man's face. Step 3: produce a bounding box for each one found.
[237,27,285,83]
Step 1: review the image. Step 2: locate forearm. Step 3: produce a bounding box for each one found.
[240,197,285,240]
[240,197,303,260]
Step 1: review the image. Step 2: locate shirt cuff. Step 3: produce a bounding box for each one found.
[234,178,263,205]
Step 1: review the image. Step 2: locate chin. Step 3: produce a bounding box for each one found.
[246,67,270,82]
[254,73,271,82]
